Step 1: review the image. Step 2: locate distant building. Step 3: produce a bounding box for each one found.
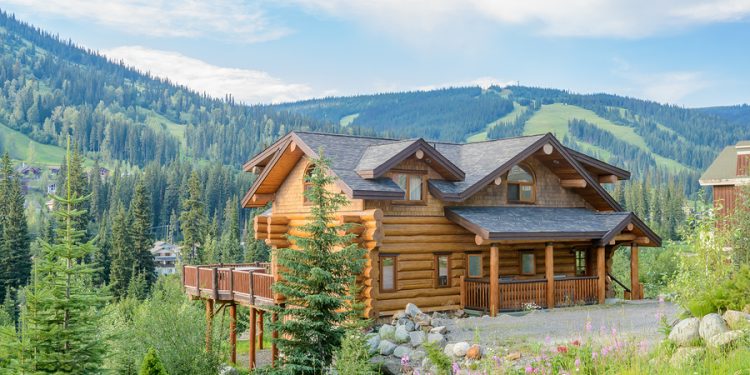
[700,140,750,220]
[99,167,110,178]
[49,166,60,175]
[16,163,41,179]
[47,183,57,195]
[151,241,181,276]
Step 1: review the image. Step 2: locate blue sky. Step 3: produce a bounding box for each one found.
[3,1,750,107]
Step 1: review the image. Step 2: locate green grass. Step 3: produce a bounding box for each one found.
[467,102,527,142]
[138,107,186,143]
[524,103,691,173]
[0,123,67,165]
[339,113,359,127]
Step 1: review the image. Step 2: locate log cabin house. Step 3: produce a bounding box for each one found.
[182,131,661,369]
[700,140,750,221]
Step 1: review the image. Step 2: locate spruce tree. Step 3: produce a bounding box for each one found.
[131,178,156,288]
[92,214,111,286]
[139,347,169,375]
[269,155,366,374]
[110,203,134,299]
[219,197,242,263]
[19,139,108,373]
[0,153,31,302]
[244,212,270,263]
[55,145,90,239]
[180,172,207,264]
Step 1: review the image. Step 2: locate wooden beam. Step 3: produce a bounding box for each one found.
[545,243,554,309]
[258,310,265,350]
[631,244,640,300]
[613,233,636,241]
[543,143,554,155]
[290,140,298,152]
[489,245,499,317]
[252,193,275,204]
[494,176,502,185]
[598,174,618,184]
[205,299,214,353]
[635,236,650,245]
[272,312,279,366]
[597,246,606,304]
[475,234,489,246]
[251,166,263,175]
[415,149,424,159]
[560,179,587,188]
[249,306,256,370]
[229,304,237,365]
[626,223,634,231]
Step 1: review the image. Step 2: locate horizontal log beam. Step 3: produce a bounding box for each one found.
[560,179,587,188]
[598,174,618,184]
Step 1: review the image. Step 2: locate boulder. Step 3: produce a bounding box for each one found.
[219,365,239,375]
[379,324,396,340]
[414,313,432,327]
[443,343,455,357]
[408,330,426,347]
[743,304,750,314]
[505,351,521,361]
[453,342,471,357]
[466,344,482,360]
[668,318,701,347]
[454,309,465,318]
[669,347,705,368]
[366,333,381,355]
[393,345,412,359]
[405,303,422,317]
[411,349,426,363]
[706,330,745,350]
[430,326,448,335]
[723,310,750,330]
[427,332,447,348]
[699,313,728,341]
[394,325,410,344]
[393,310,406,320]
[396,318,416,332]
[378,340,397,356]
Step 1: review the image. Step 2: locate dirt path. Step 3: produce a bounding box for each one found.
[442,300,678,348]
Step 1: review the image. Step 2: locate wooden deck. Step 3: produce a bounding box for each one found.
[461,276,599,312]
[182,263,276,306]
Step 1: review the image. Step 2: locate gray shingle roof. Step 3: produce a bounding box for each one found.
[700,144,750,185]
[356,140,417,171]
[446,206,631,239]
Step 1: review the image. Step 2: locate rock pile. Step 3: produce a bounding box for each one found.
[667,310,750,367]
[369,303,481,373]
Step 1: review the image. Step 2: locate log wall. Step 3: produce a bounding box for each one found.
[273,158,364,214]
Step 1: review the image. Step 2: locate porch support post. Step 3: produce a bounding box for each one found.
[489,245,499,317]
[258,310,265,349]
[597,246,606,304]
[249,306,256,370]
[272,312,279,366]
[229,304,237,365]
[630,243,640,300]
[545,243,554,309]
[205,299,214,352]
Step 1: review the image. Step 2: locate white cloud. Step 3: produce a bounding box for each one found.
[416,77,518,91]
[103,46,314,104]
[5,0,289,42]
[611,58,710,104]
[289,0,750,38]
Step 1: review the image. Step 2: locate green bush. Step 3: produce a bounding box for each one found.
[139,348,169,375]
[423,342,452,375]
[334,330,377,375]
[685,265,750,317]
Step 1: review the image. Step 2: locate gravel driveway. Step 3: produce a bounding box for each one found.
[443,300,678,348]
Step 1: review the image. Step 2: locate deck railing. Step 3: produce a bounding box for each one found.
[460,276,599,312]
[183,263,274,305]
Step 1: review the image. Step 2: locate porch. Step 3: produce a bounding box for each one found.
[461,275,598,312]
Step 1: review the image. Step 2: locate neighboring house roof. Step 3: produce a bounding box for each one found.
[242,131,629,211]
[700,142,750,186]
[445,206,661,247]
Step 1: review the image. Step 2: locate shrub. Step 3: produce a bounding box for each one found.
[334,329,377,375]
[684,265,750,317]
[139,348,169,375]
[423,342,452,375]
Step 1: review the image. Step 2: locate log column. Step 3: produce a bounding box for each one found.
[597,246,606,304]
[489,245,499,317]
[545,243,554,309]
[249,306,256,370]
[272,312,279,366]
[258,310,265,349]
[229,304,237,365]
[630,244,640,300]
[205,299,214,352]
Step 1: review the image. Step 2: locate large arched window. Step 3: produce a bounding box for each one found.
[507,164,535,203]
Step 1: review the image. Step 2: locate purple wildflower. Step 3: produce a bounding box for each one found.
[575,357,581,370]
[452,362,460,374]
[401,355,410,366]
[584,320,592,333]
[525,365,534,374]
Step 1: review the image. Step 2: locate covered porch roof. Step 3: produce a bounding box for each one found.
[445,206,661,247]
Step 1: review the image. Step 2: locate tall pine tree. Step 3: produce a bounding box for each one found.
[109,203,134,299]
[0,153,31,303]
[219,197,242,263]
[131,177,156,289]
[180,172,207,264]
[17,139,108,372]
[269,155,366,374]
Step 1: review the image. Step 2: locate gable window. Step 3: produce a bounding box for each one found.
[520,251,536,275]
[303,164,314,205]
[380,254,398,292]
[435,254,451,288]
[507,165,535,203]
[575,249,587,276]
[391,171,425,204]
[467,253,483,278]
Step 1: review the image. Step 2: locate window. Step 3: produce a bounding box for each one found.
[380,254,398,292]
[507,165,535,203]
[435,254,451,288]
[575,249,587,276]
[520,251,536,275]
[467,254,483,278]
[391,171,425,204]
[303,164,314,205]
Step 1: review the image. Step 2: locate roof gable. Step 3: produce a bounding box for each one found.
[356,138,464,181]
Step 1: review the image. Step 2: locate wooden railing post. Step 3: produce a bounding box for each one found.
[249,270,256,305]
[459,276,466,309]
[181,264,186,289]
[229,268,235,300]
[249,306,256,370]
[196,266,201,296]
[630,243,640,300]
[212,267,219,300]
[545,243,554,309]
